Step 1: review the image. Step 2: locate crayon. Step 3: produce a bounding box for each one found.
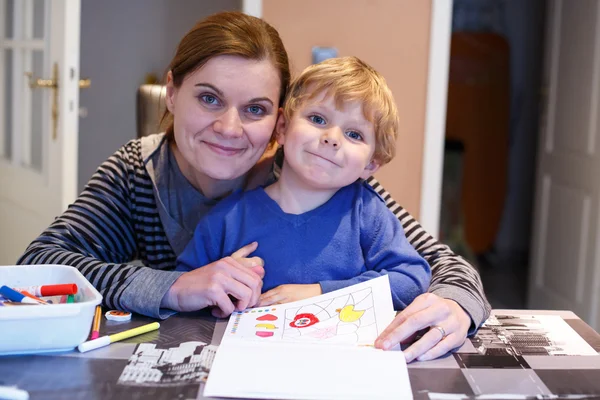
[67,294,75,303]
[0,286,45,305]
[78,322,160,353]
[13,283,77,297]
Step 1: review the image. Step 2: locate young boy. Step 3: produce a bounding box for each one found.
[176,56,430,311]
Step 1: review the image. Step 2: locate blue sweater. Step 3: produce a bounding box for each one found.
[177,181,431,310]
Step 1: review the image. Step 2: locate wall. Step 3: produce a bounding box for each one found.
[78,0,240,192]
[263,0,432,217]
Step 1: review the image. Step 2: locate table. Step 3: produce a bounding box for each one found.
[2,309,600,399]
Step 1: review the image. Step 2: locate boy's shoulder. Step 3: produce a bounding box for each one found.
[350,179,387,204]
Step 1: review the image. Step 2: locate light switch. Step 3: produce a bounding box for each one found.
[312,47,338,64]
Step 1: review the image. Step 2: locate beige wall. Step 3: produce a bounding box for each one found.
[263,0,431,217]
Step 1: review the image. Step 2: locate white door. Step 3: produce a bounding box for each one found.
[0,0,81,264]
[528,0,600,330]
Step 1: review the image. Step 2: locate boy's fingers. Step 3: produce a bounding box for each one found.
[235,256,265,269]
[231,241,258,259]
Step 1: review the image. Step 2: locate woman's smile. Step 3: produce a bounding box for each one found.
[203,141,246,156]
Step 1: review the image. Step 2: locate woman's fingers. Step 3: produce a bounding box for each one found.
[207,286,237,317]
[416,332,465,362]
[375,293,441,350]
[402,325,451,362]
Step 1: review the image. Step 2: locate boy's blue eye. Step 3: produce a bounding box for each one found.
[346,131,363,141]
[309,115,326,125]
[247,105,265,115]
[200,94,220,105]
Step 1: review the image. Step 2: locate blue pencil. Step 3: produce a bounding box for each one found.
[0,285,42,305]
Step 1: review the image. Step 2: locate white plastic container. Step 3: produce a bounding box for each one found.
[0,264,102,355]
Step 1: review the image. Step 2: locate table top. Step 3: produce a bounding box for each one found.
[2,309,600,400]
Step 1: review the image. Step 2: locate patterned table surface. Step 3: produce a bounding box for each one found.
[2,309,600,400]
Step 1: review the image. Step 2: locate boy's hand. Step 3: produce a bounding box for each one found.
[258,284,322,306]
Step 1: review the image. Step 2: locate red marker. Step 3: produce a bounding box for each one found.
[13,283,77,297]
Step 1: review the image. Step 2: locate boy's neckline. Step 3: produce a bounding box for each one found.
[255,185,346,222]
[263,179,339,215]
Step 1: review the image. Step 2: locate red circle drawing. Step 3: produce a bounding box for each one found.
[289,313,319,328]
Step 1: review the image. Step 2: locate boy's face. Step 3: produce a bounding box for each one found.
[276,91,380,191]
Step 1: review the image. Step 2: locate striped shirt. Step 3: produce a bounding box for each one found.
[18,136,491,330]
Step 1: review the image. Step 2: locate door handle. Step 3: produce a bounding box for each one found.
[24,64,91,141]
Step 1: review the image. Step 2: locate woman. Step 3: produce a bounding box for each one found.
[18,11,490,362]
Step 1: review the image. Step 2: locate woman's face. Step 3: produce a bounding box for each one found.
[165,55,281,196]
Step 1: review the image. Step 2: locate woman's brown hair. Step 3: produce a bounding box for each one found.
[160,11,291,140]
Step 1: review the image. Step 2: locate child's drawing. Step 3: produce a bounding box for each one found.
[281,287,378,344]
[222,276,395,346]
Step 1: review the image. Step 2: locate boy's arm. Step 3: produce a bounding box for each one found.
[365,176,491,333]
[318,194,431,310]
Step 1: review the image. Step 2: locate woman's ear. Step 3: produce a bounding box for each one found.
[165,71,176,113]
[360,160,381,180]
[275,109,287,145]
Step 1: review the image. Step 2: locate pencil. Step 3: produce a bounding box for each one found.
[78,322,160,353]
[90,306,102,340]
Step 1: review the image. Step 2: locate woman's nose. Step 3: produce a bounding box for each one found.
[214,107,243,138]
[320,129,341,149]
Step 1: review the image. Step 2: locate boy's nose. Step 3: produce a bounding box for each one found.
[320,129,341,149]
[214,107,243,138]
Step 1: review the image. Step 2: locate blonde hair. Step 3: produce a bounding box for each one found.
[283,56,398,165]
[160,11,290,141]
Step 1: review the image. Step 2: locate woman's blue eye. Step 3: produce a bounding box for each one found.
[309,115,326,125]
[247,105,265,115]
[201,94,219,105]
[346,131,363,141]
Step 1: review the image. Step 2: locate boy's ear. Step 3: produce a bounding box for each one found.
[275,109,287,145]
[165,71,176,113]
[360,160,381,180]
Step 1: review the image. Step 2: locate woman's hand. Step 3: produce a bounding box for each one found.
[161,242,265,317]
[258,284,322,306]
[374,293,471,362]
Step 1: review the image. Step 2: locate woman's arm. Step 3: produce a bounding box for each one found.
[18,140,183,319]
[365,176,491,329]
[366,176,491,362]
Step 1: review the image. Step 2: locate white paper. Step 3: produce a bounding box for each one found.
[204,340,409,400]
[204,276,412,400]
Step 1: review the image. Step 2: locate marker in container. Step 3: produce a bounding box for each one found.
[13,283,77,297]
[78,322,160,353]
[0,286,46,305]
[20,291,49,305]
